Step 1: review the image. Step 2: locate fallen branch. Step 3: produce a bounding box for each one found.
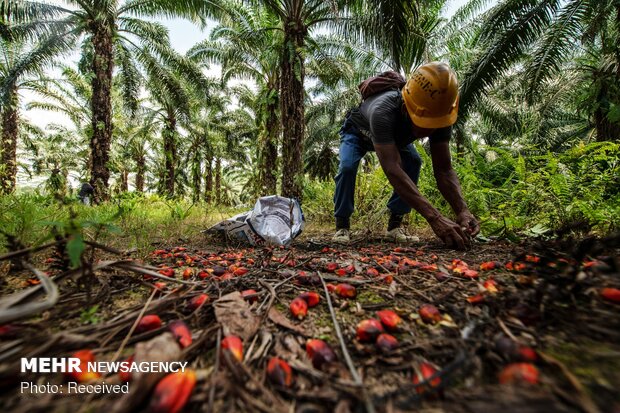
[318,271,376,413]
[0,262,59,325]
[0,241,59,262]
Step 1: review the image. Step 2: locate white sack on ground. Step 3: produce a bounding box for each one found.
[210,196,304,246]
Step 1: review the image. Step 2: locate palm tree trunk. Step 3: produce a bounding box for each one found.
[191,158,201,202]
[594,73,619,141]
[454,124,466,155]
[135,154,145,193]
[0,87,18,195]
[163,112,177,197]
[280,23,306,201]
[594,108,618,141]
[259,92,279,195]
[120,170,128,192]
[89,22,114,204]
[215,157,221,205]
[204,158,213,203]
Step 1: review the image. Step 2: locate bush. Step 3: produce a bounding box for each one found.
[303,141,620,236]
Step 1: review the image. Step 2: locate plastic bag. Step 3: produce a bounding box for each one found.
[210,196,304,246]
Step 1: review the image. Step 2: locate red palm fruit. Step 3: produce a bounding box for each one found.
[483,279,499,293]
[467,294,486,304]
[420,264,438,272]
[136,315,162,333]
[326,262,338,272]
[233,267,249,276]
[462,269,479,278]
[326,283,336,292]
[499,363,539,385]
[187,294,209,311]
[213,266,227,276]
[169,320,192,349]
[505,261,514,270]
[525,255,540,263]
[296,273,321,286]
[66,350,101,382]
[335,268,348,276]
[241,289,259,303]
[221,336,243,362]
[335,283,357,298]
[514,262,527,271]
[376,310,402,331]
[412,361,441,394]
[0,325,15,337]
[158,268,175,277]
[495,336,518,360]
[218,272,234,281]
[149,370,196,413]
[154,282,167,292]
[378,274,394,284]
[153,249,167,256]
[434,272,448,282]
[197,270,210,279]
[356,319,384,342]
[344,265,355,274]
[182,268,193,280]
[367,268,379,277]
[299,292,320,308]
[517,346,538,362]
[376,334,399,354]
[600,288,620,303]
[290,297,308,320]
[306,339,336,369]
[419,304,442,324]
[119,355,134,382]
[266,357,293,387]
[480,261,501,271]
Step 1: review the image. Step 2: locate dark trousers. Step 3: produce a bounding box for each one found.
[333,118,422,221]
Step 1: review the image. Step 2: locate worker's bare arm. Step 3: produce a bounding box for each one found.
[374,143,470,249]
[429,140,480,236]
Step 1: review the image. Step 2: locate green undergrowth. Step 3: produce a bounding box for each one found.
[0,192,243,256]
[1,142,618,256]
[303,141,620,238]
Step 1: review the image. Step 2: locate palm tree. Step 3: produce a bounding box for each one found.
[472,70,593,151]
[22,124,87,196]
[0,33,54,194]
[304,36,385,180]
[190,2,282,196]
[237,0,358,200]
[2,0,218,202]
[124,40,213,198]
[459,0,620,141]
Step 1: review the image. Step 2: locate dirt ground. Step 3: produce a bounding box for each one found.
[0,232,619,413]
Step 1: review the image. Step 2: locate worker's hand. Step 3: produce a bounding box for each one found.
[428,215,471,250]
[456,210,480,237]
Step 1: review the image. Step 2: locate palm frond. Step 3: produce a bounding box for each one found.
[524,0,586,102]
[459,0,560,119]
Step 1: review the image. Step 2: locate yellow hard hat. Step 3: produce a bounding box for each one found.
[402,62,459,129]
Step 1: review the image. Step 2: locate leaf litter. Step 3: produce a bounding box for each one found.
[0,234,618,412]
